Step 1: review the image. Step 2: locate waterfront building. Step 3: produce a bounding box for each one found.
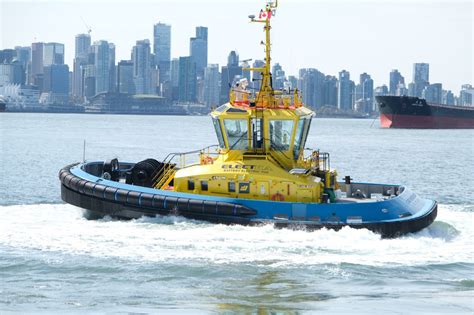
[178,56,197,102]
[220,51,242,104]
[323,75,338,107]
[359,73,374,113]
[14,46,31,85]
[442,90,455,105]
[43,42,65,66]
[190,26,208,77]
[203,64,220,108]
[389,69,404,95]
[299,68,325,109]
[92,40,115,95]
[412,63,429,97]
[337,70,354,111]
[423,83,442,104]
[73,34,91,99]
[132,39,153,94]
[251,59,265,91]
[117,60,135,94]
[31,42,44,85]
[153,23,171,83]
[43,64,69,103]
[459,84,473,106]
[0,62,24,86]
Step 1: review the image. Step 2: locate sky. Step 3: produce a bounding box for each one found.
[1,0,472,93]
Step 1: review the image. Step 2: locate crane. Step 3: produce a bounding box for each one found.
[81,16,92,35]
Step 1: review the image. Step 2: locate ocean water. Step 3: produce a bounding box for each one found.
[0,113,473,314]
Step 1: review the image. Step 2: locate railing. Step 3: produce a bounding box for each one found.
[153,145,220,189]
[303,149,330,172]
[229,89,303,109]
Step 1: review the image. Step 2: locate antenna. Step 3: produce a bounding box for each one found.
[80,16,92,35]
[83,140,86,162]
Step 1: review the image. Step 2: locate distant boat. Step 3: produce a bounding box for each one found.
[376,95,474,129]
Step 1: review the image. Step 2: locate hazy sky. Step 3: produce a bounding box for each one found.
[1,0,472,93]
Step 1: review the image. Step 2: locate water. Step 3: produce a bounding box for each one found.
[0,113,473,313]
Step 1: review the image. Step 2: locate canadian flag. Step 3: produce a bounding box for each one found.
[259,9,272,20]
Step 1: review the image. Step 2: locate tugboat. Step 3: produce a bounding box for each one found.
[59,1,437,237]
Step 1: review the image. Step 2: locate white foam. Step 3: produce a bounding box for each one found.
[0,203,472,267]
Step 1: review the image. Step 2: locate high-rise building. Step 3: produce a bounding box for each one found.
[93,40,115,95]
[272,63,286,90]
[459,84,473,106]
[73,34,91,99]
[251,59,265,91]
[422,83,442,104]
[389,69,404,95]
[203,64,220,108]
[43,42,65,66]
[337,70,354,111]
[412,63,429,97]
[298,68,325,109]
[190,26,208,77]
[0,62,24,86]
[170,58,180,101]
[0,49,16,63]
[220,51,242,104]
[153,23,171,83]
[442,90,455,105]
[323,75,338,107]
[359,73,374,113]
[31,42,44,85]
[132,39,153,94]
[117,60,135,94]
[43,64,69,104]
[178,56,196,102]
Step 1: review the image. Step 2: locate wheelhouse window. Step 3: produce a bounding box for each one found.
[269,120,294,151]
[223,119,248,150]
[212,118,226,148]
[293,118,311,159]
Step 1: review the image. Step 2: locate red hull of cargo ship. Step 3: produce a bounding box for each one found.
[380,113,474,129]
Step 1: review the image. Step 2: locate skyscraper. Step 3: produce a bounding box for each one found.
[170,58,180,100]
[459,84,473,106]
[389,69,404,95]
[178,56,196,102]
[337,70,354,111]
[43,42,65,66]
[220,51,242,104]
[190,26,208,77]
[359,73,374,113]
[14,46,31,85]
[412,63,429,97]
[31,42,44,85]
[93,40,115,95]
[132,39,153,94]
[153,23,171,83]
[203,64,220,108]
[43,64,69,104]
[117,60,135,94]
[73,34,91,99]
[251,60,265,91]
[298,68,325,109]
[422,83,442,104]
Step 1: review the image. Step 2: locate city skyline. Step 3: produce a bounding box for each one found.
[2,0,472,93]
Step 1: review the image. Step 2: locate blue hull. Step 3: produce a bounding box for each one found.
[59,162,437,238]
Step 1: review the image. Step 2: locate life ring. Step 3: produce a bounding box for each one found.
[271,192,285,201]
[202,156,214,165]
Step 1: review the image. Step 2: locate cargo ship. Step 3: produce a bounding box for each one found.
[376,95,474,129]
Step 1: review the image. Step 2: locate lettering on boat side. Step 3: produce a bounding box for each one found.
[221,164,271,174]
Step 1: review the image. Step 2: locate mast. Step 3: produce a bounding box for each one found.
[245,0,278,106]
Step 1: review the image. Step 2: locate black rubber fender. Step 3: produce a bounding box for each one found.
[203,200,218,215]
[83,182,96,195]
[69,177,81,191]
[140,193,154,207]
[152,195,166,209]
[77,179,88,194]
[127,191,141,205]
[217,202,234,216]
[93,184,107,198]
[115,189,129,202]
[164,196,178,211]
[177,198,190,212]
[104,186,118,200]
[188,199,204,213]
